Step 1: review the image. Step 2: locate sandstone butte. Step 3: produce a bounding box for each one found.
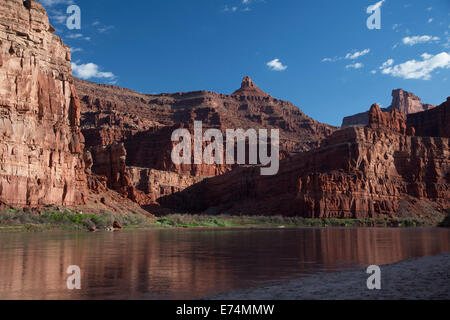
[0,0,449,222]
[342,89,436,127]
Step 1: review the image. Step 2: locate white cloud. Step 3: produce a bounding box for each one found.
[266,58,287,71]
[427,18,433,23]
[223,6,238,12]
[370,70,377,74]
[380,59,394,68]
[66,33,83,39]
[70,47,83,53]
[345,62,364,69]
[380,52,450,80]
[345,49,370,60]
[444,36,450,49]
[322,48,370,63]
[66,33,91,41]
[98,26,114,33]
[402,35,440,46]
[223,0,259,13]
[71,62,116,80]
[48,9,67,24]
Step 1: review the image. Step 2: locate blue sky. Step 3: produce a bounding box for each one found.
[38,0,450,126]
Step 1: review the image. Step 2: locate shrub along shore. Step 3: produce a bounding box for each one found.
[0,207,448,232]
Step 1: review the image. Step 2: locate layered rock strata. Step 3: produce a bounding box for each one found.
[0,0,87,207]
[160,104,449,220]
[77,76,336,204]
[407,97,450,139]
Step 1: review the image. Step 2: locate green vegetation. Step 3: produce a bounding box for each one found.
[0,208,438,233]
[153,214,433,229]
[0,207,151,232]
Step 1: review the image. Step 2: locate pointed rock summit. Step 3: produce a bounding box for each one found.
[232,76,270,97]
[241,76,256,88]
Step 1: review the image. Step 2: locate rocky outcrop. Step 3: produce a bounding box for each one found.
[89,143,137,201]
[77,76,336,206]
[342,89,436,127]
[407,97,450,139]
[127,167,203,204]
[77,77,336,155]
[160,104,449,220]
[0,0,87,207]
[124,124,233,177]
[368,104,408,135]
[232,76,270,97]
[81,110,158,148]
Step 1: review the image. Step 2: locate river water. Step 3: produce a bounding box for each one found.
[0,227,448,299]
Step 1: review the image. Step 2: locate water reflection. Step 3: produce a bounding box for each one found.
[0,228,448,300]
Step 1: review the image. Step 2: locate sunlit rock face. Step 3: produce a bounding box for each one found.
[0,0,87,207]
[160,104,449,220]
[76,76,337,205]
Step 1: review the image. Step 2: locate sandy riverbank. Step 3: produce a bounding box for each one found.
[208,254,450,300]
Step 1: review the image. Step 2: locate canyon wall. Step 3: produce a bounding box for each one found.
[0,0,87,207]
[407,97,450,139]
[2,1,446,222]
[160,104,449,220]
[77,76,336,204]
[0,0,148,216]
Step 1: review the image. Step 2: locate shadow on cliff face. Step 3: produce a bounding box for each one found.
[155,104,450,223]
[439,209,450,227]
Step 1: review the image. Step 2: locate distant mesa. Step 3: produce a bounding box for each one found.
[342,89,436,127]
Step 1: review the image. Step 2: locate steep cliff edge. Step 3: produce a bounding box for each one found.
[0,0,149,217]
[160,103,449,221]
[0,0,87,207]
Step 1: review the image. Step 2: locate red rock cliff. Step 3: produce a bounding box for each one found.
[407,97,450,138]
[160,105,449,220]
[0,0,87,207]
[76,76,336,205]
